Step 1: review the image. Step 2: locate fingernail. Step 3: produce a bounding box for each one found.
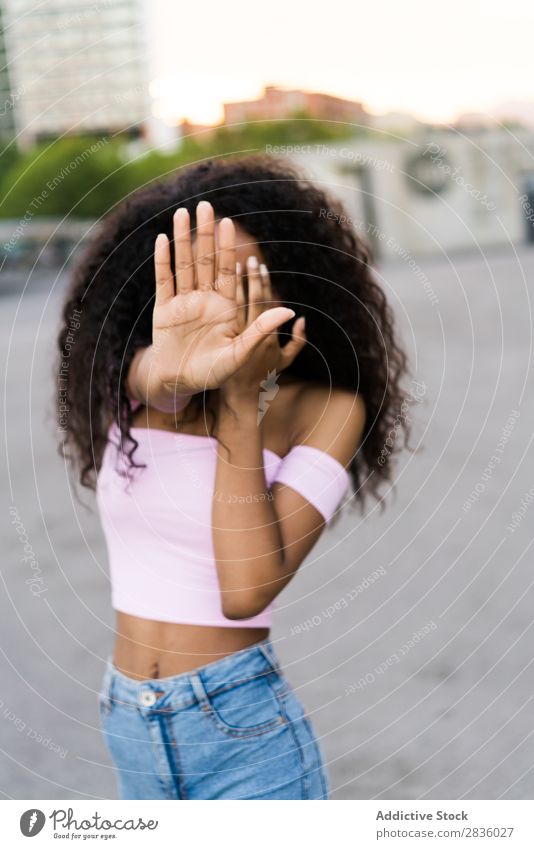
[247,255,258,267]
[175,207,189,218]
[259,263,268,275]
[236,261,241,276]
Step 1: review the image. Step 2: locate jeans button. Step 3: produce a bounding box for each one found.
[139,689,157,707]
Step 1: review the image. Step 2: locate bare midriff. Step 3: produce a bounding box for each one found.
[113,612,269,680]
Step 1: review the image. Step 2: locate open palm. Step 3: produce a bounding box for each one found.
[149,201,294,395]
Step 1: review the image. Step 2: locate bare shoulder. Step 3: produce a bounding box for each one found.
[290,381,366,468]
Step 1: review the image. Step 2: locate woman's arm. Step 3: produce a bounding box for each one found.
[212,257,364,619]
[213,385,365,620]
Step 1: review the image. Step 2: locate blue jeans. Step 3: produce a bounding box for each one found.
[98,638,329,799]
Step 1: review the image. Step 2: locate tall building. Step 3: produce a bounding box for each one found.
[224,86,368,126]
[2,0,151,145]
[0,2,16,139]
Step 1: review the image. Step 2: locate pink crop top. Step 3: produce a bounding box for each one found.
[96,424,350,627]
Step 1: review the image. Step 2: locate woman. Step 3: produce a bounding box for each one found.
[57,156,408,800]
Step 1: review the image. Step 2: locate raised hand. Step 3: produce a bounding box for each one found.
[221,255,307,406]
[128,201,295,410]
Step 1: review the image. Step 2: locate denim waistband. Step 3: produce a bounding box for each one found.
[99,637,282,713]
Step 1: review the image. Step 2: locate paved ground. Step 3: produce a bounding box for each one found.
[1,246,533,799]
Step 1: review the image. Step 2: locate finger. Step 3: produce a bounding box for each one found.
[154,234,174,304]
[173,208,194,293]
[259,262,272,303]
[246,255,264,323]
[216,217,236,301]
[232,307,296,365]
[195,200,215,291]
[235,261,246,331]
[279,316,307,369]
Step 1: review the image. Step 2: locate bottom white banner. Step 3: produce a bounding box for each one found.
[2,800,532,848]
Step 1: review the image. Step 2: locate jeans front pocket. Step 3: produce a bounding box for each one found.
[277,685,330,800]
[193,671,286,738]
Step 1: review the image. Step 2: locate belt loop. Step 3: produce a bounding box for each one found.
[190,672,210,709]
[257,639,281,675]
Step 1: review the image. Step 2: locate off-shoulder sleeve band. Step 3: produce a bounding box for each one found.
[272,444,350,523]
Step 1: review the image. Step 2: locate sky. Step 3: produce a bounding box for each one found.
[145,0,533,126]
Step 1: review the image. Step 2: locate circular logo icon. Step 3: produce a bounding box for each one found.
[20,809,46,837]
[405,148,451,195]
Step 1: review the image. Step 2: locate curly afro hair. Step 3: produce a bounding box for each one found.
[57,154,409,508]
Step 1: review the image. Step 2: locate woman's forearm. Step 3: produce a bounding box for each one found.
[212,392,290,618]
[126,346,192,414]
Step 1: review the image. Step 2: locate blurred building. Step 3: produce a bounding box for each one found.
[287,127,534,257]
[367,110,422,134]
[0,2,15,139]
[2,0,151,145]
[224,85,368,126]
[179,118,217,141]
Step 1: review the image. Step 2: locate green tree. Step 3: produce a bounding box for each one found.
[0,118,363,219]
[0,136,126,218]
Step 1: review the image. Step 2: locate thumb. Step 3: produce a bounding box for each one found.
[279,316,307,369]
[232,307,295,365]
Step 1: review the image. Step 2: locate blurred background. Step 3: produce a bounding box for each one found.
[1,0,533,799]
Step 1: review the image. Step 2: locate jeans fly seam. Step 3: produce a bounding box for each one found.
[144,714,180,800]
[160,713,188,800]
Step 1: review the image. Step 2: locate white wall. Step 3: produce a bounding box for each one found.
[287,128,534,258]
